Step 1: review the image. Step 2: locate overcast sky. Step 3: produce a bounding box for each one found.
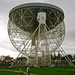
[0,0,75,58]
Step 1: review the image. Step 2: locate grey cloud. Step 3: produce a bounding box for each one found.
[0,0,75,56]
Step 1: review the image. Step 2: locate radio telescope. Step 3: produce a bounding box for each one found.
[8,3,74,66]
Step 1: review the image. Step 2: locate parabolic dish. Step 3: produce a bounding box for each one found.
[8,3,65,58]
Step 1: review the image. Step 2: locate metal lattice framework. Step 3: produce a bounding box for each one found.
[8,3,74,66]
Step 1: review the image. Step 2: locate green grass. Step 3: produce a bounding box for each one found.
[0,70,25,75]
[0,66,75,75]
[30,67,75,75]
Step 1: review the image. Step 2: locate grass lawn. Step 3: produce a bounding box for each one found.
[30,67,75,75]
[0,70,25,75]
[0,66,75,75]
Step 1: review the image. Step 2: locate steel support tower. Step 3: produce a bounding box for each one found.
[8,3,74,67]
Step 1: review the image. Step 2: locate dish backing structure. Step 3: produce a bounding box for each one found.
[8,3,74,66]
